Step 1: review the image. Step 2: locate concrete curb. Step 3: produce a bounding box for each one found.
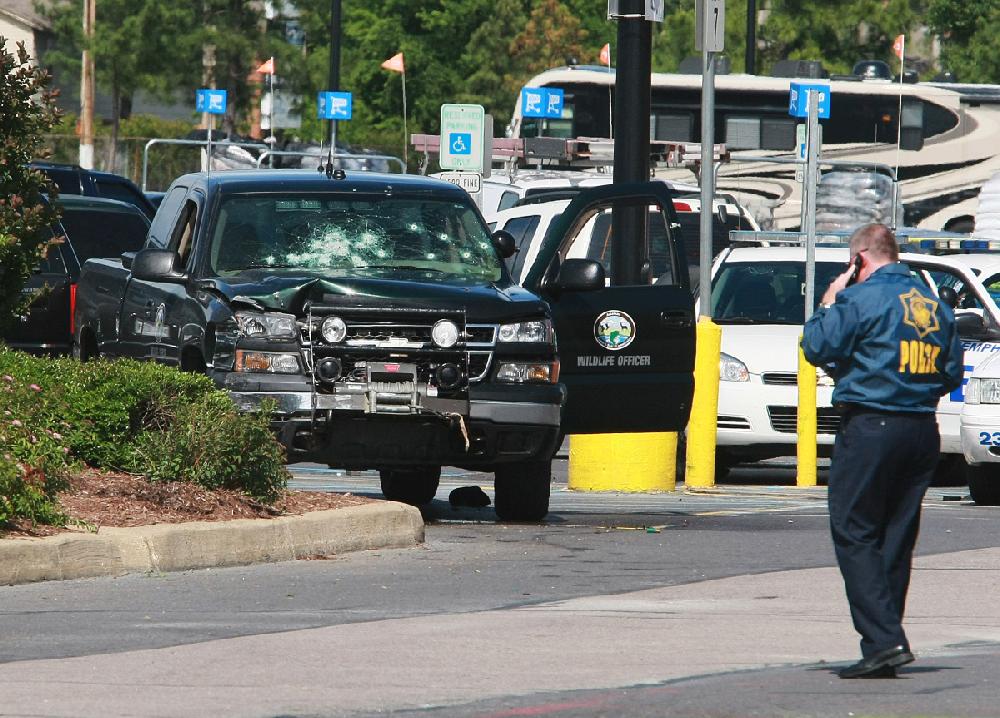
[0,501,424,586]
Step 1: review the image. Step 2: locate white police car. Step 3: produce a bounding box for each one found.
[705,238,1000,480]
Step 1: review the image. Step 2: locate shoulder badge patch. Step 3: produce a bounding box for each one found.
[899,288,940,339]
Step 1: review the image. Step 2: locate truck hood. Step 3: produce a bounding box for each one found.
[200,273,548,322]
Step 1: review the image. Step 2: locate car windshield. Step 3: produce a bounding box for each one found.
[210,194,502,283]
[711,260,845,324]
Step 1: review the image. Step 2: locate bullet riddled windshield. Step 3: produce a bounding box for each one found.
[210,195,502,282]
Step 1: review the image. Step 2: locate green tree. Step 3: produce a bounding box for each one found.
[928,0,1000,82]
[37,0,200,169]
[652,0,751,73]
[0,39,62,331]
[759,0,925,77]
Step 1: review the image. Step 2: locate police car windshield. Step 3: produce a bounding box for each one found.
[711,261,845,324]
[210,195,502,283]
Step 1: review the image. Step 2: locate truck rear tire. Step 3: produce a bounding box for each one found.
[379,466,441,506]
[494,460,551,522]
[967,464,1000,505]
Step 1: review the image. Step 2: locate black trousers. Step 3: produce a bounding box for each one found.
[828,407,939,658]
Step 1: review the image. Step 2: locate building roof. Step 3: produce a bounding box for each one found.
[0,0,50,31]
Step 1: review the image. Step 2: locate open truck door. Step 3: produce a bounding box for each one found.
[522,182,696,435]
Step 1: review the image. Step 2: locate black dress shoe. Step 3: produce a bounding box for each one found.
[839,645,914,679]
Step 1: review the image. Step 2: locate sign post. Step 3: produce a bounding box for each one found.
[789,86,827,489]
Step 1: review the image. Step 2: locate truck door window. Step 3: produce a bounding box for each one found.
[581,209,677,285]
[169,200,198,268]
[147,186,187,248]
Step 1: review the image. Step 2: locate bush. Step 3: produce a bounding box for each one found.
[135,394,288,502]
[0,372,70,526]
[0,347,290,527]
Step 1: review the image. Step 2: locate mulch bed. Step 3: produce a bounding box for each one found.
[1,468,376,539]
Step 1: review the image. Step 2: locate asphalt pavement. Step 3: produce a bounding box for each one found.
[1,457,998,717]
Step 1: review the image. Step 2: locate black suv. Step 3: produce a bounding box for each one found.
[1,195,151,356]
[30,161,157,220]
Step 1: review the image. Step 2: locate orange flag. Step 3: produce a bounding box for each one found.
[892,34,905,59]
[599,43,611,67]
[381,52,405,74]
[256,57,275,75]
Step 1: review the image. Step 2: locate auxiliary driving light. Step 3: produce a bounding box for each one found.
[435,362,463,390]
[321,316,347,343]
[431,319,460,348]
[316,357,343,383]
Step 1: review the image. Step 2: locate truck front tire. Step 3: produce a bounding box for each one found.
[379,466,441,506]
[494,460,551,522]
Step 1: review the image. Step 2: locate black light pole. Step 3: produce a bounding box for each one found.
[745,0,756,75]
[611,0,652,286]
[328,0,342,155]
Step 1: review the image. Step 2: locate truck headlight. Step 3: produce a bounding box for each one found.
[496,362,558,384]
[720,352,750,382]
[235,350,300,373]
[498,319,553,344]
[234,311,297,340]
[966,377,1000,404]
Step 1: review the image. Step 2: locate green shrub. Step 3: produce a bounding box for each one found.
[0,346,290,527]
[0,371,70,526]
[135,394,289,502]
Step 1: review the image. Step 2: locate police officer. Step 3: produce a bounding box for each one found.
[802,223,964,678]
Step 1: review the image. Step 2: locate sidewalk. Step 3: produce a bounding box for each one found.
[0,502,424,586]
[0,546,996,716]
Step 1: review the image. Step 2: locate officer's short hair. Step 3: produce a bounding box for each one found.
[849,223,899,262]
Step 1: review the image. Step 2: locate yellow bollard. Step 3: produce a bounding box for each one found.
[797,341,818,487]
[685,316,722,487]
[568,432,677,492]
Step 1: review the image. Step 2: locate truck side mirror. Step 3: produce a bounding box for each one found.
[132,248,186,283]
[555,258,605,292]
[491,230,517,259]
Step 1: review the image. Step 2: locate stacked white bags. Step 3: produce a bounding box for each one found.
[815,171,899,232]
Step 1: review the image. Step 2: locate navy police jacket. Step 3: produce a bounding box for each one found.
[802,262,964,412]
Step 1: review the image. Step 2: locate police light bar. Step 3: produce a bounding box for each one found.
[728,230,851,246]
[908,237,1000,251]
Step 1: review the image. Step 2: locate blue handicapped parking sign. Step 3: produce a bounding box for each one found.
[449,132,472,155]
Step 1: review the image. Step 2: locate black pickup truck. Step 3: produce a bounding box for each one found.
[74,170,695,520]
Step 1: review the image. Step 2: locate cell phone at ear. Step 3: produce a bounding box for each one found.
[847,255,863,286]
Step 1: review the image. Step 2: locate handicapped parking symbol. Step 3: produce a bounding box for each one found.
[449,132,472,155]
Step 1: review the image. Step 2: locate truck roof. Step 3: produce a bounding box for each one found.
[174,169,467,198]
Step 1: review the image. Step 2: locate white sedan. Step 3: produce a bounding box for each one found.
[706,243,1000,480]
